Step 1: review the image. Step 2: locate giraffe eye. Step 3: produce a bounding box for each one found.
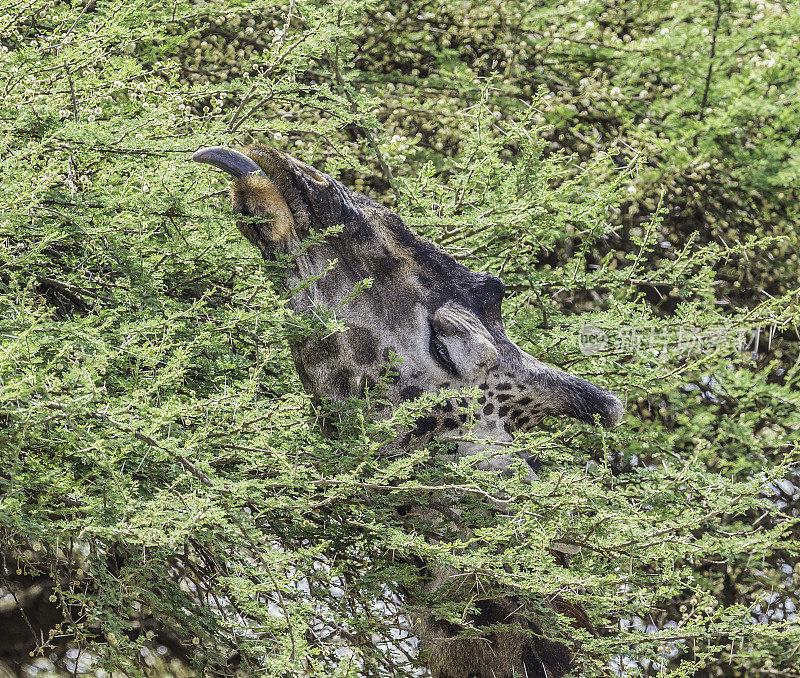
[430,331,457,374]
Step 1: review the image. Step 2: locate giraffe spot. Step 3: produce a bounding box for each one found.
[330,368,353,398]
[442,417,459,431]
[526,456,543,472]
[362,375,377,393]
[473,599,509,628]
[483,403,495,415]
[401,385,424,401]
[295,359,314,392]
[393,282,422,308]
[348,219,375,241]
[347,326,378,365]
[412,416,439,437]
[302,334,340,367]
[376,246,399,275]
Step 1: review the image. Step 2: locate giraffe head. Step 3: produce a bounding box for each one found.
[194,145,623,467]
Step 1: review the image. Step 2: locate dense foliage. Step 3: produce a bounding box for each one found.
[1,0,798,676]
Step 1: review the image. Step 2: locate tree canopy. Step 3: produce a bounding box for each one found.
[1,1,799,676]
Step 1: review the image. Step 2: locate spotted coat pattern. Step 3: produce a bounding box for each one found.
[195,144,624,678]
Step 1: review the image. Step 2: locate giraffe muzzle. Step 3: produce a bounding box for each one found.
[514,351,624,429]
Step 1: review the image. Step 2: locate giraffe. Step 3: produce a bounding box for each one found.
[193,144,624,678]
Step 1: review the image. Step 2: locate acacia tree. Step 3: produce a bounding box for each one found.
[1,1,798,676]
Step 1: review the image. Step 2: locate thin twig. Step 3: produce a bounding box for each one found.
[698,0,723,123]
[90,411,214,486]
[0,573,42,651]
[65,64,78,123]
[331,42,401,204]
[226,83,255,133]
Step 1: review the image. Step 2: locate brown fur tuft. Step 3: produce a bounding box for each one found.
[231,175,295,247]
[418,596,577,678]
